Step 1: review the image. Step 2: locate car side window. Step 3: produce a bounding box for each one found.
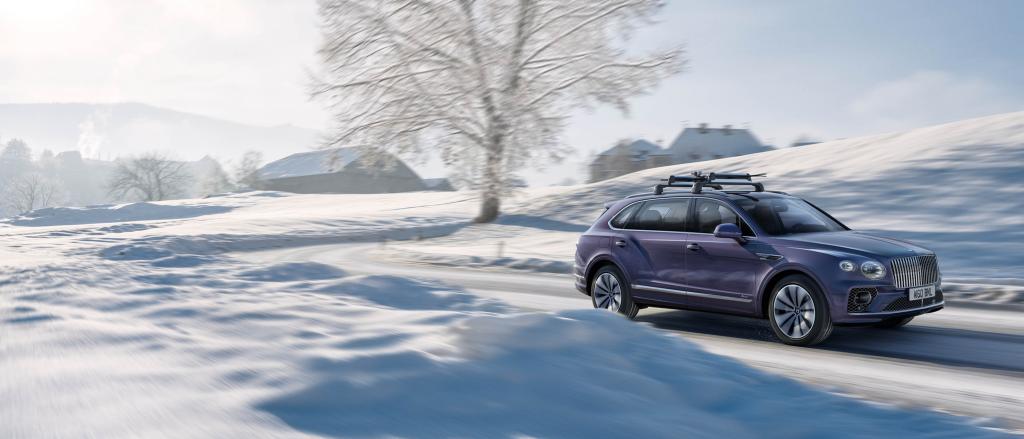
[610,203,641,228]
[693,199,754,236]
[629,198,691,231]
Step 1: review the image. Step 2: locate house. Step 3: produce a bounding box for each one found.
[665,123,767,163]
[587,124,768,183]
[257,148,427,194]
[588,139,672,183]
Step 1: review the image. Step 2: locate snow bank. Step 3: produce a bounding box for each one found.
[5,202,234,227]
[0,254,1007,438]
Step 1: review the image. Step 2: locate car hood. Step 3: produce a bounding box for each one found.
[774,231,932,258]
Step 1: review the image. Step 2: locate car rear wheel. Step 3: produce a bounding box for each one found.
[768,275,833,346]
[874,316,914,329]
[591,266,639,319]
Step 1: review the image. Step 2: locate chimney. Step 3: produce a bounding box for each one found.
[698,122,708,134]
[723,124,733,135]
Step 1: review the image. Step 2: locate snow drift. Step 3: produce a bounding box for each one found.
[0,254,1005,438]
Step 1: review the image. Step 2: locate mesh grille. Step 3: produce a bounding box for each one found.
[847,287,877,313]
[883,289,944,312]
[890,255,940,288]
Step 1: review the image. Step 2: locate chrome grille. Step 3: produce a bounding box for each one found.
[890,255,939,288]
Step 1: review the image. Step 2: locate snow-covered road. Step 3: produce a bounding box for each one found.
[238,242,1024,432]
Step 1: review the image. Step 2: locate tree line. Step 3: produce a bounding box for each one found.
[0,138,265,217]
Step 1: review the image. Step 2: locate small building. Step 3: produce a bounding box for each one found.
[588,139,672,183]
[665,123,767,163]
[588,124,768,183]
[257,148,427,194]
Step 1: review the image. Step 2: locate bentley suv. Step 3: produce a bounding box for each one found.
[573,172,943,346]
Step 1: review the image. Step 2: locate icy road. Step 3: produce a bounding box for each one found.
[239,242,1024,432]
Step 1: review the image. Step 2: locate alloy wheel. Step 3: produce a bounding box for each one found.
[593,272,622,312]
[773,284,816,340]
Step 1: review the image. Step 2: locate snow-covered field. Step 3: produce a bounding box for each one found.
[2,112,1023,437]
[0,200,1013,436]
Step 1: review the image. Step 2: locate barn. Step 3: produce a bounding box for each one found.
[257,148,427,194]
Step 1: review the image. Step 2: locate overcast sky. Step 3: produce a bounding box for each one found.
[2,0,1022,185]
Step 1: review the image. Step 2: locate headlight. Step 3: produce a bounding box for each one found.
[839,260,855,272]
[861,260,886,280]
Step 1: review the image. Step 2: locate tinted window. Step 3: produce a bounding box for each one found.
[630,198,691,231]
[732,197,846,235]
[693,199,752,235]
[610,203,641,228]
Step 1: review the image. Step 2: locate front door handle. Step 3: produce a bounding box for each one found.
[686,243,701,251]
[614,240,627,248]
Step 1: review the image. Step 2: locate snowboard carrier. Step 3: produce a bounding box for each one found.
[655,171,766,195]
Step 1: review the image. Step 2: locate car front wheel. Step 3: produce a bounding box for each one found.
[768,275,833,346]
[591,266,639,319]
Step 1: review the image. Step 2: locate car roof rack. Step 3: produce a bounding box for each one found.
[654,171,766,195]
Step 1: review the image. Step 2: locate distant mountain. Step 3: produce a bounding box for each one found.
[0,103,321,162]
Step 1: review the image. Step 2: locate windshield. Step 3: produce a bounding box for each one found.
[732,196,847,235]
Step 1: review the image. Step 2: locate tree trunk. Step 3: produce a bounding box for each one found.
[474,145,503,223]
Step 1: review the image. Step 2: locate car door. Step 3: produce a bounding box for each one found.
[609,198,692,303]
[682,198,765,308]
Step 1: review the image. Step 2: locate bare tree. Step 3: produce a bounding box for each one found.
[195,156,235,196]
[108,153,191,202]
[5,173,58,215]
[312,0,683,222]
[233,150,264,190]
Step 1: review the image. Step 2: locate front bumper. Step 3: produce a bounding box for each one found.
[831,282,944,324]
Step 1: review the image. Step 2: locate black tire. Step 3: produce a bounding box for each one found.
[767,275,833,346]
[590,265,640,320]
[874,316,914,329]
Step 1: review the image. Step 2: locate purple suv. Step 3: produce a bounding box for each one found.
[573,172,943,346]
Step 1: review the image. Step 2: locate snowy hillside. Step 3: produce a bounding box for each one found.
[396,111,1024,280]
[0,192,1011,437]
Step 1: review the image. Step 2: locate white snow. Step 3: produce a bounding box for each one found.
[0,248,1006,437]
[384,112,1024,288]
[257,148,359,179]
[2,112,1023,437]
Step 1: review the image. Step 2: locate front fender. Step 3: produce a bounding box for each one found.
[755,262,830,318]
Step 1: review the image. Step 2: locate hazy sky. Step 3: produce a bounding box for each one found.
[2,0,1022,184]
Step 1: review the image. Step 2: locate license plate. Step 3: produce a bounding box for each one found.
[908,285,936,300]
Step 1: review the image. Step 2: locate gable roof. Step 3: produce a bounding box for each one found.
[259,148,360,180]
[666,127,767,161]
[597,139,666,158]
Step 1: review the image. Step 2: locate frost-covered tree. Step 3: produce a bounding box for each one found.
[312,0,683,222]
[4,173,57,215]
[194,156,235,196]
[0,139,32,181]
[233,150,264,191]
[108,153,191,202]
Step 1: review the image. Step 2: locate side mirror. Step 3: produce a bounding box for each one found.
[713,223,745,243]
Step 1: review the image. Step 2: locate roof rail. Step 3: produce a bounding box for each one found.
[655,171,766,195]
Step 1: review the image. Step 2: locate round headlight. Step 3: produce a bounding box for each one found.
[839,260,855,272]
[861,260,886,280]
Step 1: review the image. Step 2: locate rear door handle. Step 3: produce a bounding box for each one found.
[614,240,627,248]
[686,243,701,251]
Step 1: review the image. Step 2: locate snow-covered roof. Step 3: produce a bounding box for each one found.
[258,148,360,180]
[596,139,665,158]
[666,126,767,161]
